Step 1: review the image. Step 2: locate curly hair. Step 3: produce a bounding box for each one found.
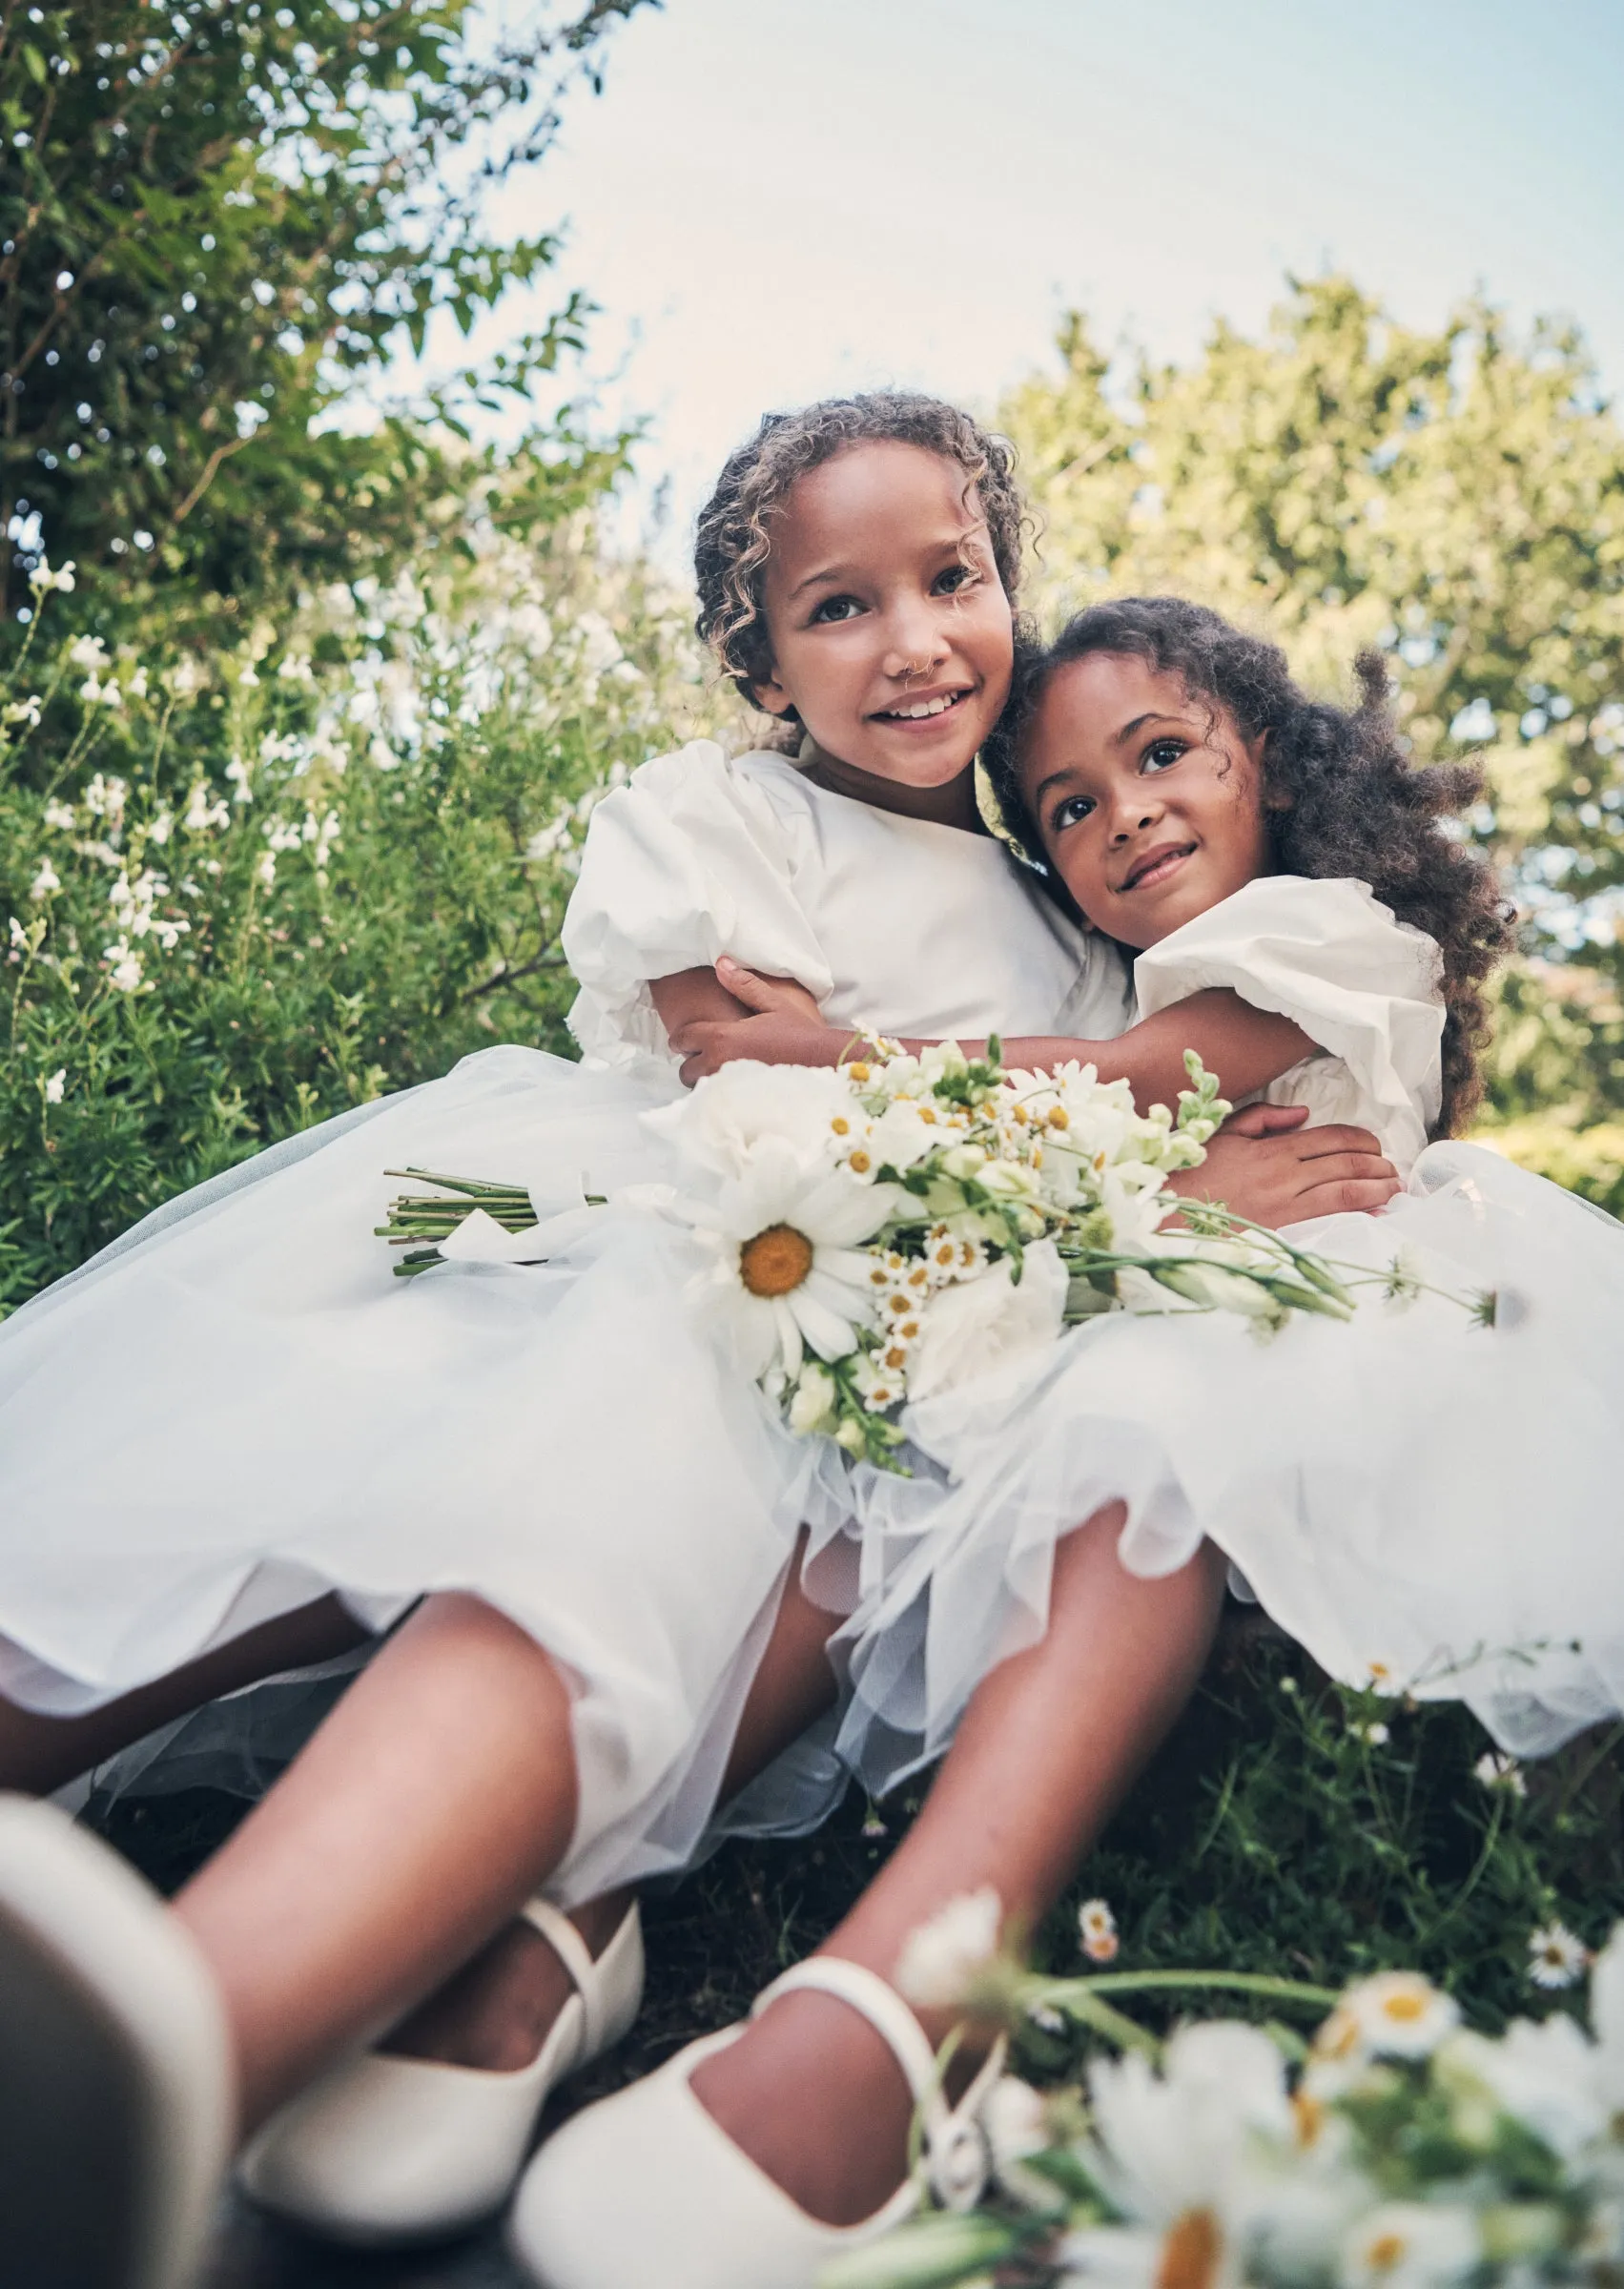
[693,392,1028,709]
[983,597,1516,1136]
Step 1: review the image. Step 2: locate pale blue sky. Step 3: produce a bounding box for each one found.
[421,0,1624,568]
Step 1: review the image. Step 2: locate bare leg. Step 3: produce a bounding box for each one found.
[173,1592,584,2134]
[690,1506,1227,2224]
[384,1535,842,2070]
[0,1596,370,1797]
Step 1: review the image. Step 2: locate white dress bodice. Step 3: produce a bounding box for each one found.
[563,742,1133,1073]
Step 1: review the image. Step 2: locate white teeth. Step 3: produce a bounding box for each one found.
[885,693,960,720]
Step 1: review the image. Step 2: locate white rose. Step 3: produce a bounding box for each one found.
[906,1239,1067,1404]
[644,1061,853,1182]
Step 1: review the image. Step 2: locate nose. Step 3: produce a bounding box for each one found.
[1107,793,1163,848]
[880,596,951,683]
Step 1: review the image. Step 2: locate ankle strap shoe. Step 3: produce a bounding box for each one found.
[236,1895,642,2247]
[509,1951,1006,2289]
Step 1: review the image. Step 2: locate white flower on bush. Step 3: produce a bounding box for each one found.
[69,634,109,673]
[677,1139,896,1380]
[101,937,144,992]
[907,1239,1067,1405]
[255,852,278,891]
[43,1069,65,1105]
[6,693,44,729]
[83,773,127,828]
[1339,2202,1479,2289]
[166,656,204,698]
[30,860,60,900]
[225,756,254,802]
[182,784,230,834]
[895,1887,1003,2011]
[29,554,75,593]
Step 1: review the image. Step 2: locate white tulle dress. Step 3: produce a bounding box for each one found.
[0,738,1130,1898]
[839,873,1624,1788]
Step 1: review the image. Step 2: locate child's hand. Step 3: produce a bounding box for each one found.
[1165,1103,1401,1226]
[669,959,839,1088]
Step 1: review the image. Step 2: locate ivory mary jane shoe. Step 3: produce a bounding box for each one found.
[236,1894,643,2247]
[509,1953,1006,2289]
[0,1792,232,2289]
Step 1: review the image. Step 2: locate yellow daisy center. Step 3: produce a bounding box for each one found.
[1381,1990,1429,2023]
[739,1226,815,1298]
[1157,2209,1222,2289]
[1366,2234,1408,2274]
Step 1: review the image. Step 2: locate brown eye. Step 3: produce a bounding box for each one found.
[810,595,864,626]
[1052,794,1095,832]
[1141,739,1186,774]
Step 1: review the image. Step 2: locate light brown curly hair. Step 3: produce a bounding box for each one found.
[693,392,1028,710]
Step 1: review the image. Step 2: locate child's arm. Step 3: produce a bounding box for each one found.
[676,958,1313,1116]
[650,964,826,1046]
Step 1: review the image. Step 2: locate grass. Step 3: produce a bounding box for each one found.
[92,1607,1624,2107]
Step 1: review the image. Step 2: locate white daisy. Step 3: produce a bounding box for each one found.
[1473,1751,1527,1798]
[678,1138,899,1382]
[1528,1922,1591,1990]
[1079,1897,1120,1964]
[895,1887,1003,2011]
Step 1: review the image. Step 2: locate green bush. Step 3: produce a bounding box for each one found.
[0,522,730,1312]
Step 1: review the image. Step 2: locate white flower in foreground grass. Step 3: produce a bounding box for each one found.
[1473,1751,1526,1797]
[29,555,75,593]
[1342,1971,1460,2060]
[1078,1898,1120,1964]
[906,1239,1067,1405]
[1339,2201,1479,2289]
[894,1887,1002,2011]
[682,1138,898,1381]
[1528,1921,1590,1990]
[29,859,60,899]
[43,1069,65,1104]
[1086,2025,1294,2282]
[6,692,44,728]
[69,634,109,672]
[1438,2014,1607,2164]
[1352,1721,1390,1746]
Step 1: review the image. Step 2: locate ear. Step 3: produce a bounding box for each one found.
[749,663,794,718]
[1249,727,1293,811]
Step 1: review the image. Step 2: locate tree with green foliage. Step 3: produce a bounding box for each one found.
[999,278,1624,1202]
[0,0,650,621]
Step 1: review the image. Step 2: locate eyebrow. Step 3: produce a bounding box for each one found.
[1029,711,1194,808]
[785,527,986,603]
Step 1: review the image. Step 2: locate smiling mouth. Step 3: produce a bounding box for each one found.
[873,689,971,724]
[1120,842,1196,893]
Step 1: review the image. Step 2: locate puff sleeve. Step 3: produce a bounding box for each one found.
[1132,876,1446,1169]
[561,742,836,1070]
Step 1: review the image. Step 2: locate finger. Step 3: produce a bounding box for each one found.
[1277,1149,1398,1189]
[714,957,796,1016]
[1280,1124,1387,1160]
[1222,1102,1309,1137]
[679,1051,708,1089]
[1298,1176,1403,1216]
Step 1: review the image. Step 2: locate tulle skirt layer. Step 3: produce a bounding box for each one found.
[0,1047,853,1901]
[839,1144,1624,1787]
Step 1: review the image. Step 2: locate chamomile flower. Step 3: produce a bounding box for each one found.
[895,1887,1003,2011]
[1528,1922,1591,1990]
[1079,1898,1120,1964]
[1473,1751,1526,1797]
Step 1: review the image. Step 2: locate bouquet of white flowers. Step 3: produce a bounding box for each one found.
[379,1041,1489,1471]
[827,1891,1624,2289]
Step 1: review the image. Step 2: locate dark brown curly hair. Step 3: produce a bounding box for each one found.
[693,392,1029,710]
[983,597,1516,1135]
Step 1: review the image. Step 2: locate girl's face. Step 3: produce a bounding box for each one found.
[752,441,1013,819]
[1019,651,1273,948]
